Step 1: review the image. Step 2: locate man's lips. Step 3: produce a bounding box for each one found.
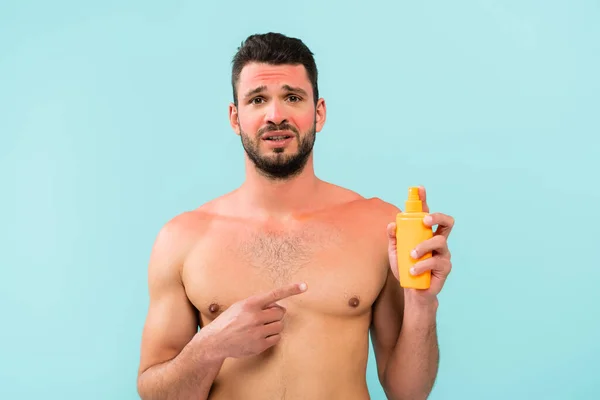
[262,130,295,140]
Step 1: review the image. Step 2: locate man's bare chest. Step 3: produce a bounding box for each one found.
[181,220,388,325]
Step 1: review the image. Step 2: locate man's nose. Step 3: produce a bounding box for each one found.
[265,100,287,125]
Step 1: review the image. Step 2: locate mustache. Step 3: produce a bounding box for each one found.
[258,123,299,136]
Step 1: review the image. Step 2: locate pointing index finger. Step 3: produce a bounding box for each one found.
[253,282,308,308]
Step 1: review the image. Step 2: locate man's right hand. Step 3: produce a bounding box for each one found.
[199,282,308,359]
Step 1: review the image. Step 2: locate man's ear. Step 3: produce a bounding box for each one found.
[229,103,240,135]
[315,98,327,133]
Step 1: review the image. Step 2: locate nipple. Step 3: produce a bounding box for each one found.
[348,296,360,308]
[208,303,220,313]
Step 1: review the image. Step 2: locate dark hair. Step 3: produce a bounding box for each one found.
[231,32,319,106]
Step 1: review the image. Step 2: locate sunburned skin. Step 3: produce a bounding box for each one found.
[173,191,398,400]
[135,53,452,400]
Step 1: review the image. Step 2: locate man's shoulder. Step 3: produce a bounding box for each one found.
[322,183,400,229]
[326,184,400,216]
[153,196,229,250]
[351,197,401,226]
[160,198,228,239]
[150,210,206,259]
[324,183,396,207]
[147,196,233,276]
[161,209,210,236]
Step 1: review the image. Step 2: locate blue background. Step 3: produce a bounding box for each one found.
[2,0,599,399]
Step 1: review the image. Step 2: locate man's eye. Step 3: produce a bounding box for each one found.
[288,95,300,102]
[251,97,265,104]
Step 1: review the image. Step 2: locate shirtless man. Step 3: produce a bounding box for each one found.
[136,32,454,400]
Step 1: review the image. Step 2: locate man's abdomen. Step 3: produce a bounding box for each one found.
[208,317,372,400]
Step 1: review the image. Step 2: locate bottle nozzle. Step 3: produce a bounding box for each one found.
[408,187,420,201]
[405,186,423,212]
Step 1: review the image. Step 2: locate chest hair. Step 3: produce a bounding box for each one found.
[236,223,342,286]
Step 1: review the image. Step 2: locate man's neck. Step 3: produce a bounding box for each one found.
[238,157,322,218]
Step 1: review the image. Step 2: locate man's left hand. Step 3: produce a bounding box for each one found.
[387,186,454,303]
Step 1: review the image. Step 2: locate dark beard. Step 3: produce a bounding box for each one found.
[240,122,316,180]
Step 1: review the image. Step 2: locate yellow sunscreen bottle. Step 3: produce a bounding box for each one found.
[396,187,433,289]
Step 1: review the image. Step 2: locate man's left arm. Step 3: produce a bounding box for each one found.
[370,189,454,400]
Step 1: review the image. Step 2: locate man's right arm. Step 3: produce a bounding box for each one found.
[136,215,224,400]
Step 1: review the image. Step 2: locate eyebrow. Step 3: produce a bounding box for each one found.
[244,85,266,99]
[243,84,309,99]
[282,85,308,97]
